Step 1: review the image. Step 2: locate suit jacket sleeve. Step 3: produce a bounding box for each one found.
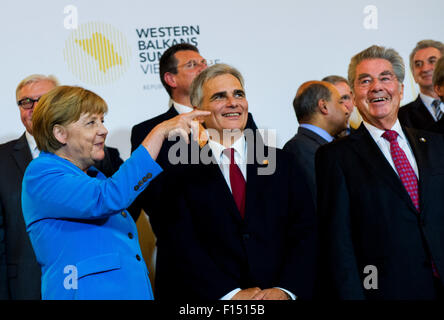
[315,145,366,299]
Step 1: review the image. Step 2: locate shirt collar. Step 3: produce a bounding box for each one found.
[363,119,406,142]
[172,100,193,114]
[208,134,246,164]
[419,92,437,109]
[25,131,38,152]
[299,123,334,142]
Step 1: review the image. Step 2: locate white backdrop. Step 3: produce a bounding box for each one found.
[1,0,443,159]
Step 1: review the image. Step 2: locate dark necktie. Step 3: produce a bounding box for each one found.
[224,148,246,218]
[432,99,443,121]
[382,130,440,278]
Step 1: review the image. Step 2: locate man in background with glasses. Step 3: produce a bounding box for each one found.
[0,74,58,299]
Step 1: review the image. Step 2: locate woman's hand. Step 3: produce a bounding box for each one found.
[141,109,210,160]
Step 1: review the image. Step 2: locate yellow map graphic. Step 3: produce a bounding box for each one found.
[75,32,122,73]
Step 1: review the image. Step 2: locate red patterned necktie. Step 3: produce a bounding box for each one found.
[382,130,440,278]
[382,130,419,211]
[224,148,246,218]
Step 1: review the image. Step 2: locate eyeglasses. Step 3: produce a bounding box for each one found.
[17,97,41,109]
[176,59,208,70]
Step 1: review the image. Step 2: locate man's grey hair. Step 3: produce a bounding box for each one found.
[16,74,59,101]
[348,45,405,90]
[409,39,444,72]
[190,63,244,108]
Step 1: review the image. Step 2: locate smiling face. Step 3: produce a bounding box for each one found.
[200,73,248,146]
[412,47,442,92]
[57,113,108,171]
[352,58,403,130]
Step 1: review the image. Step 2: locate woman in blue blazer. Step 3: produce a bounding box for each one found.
[21,86,208,299]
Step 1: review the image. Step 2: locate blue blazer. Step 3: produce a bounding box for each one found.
[21,146,162,300]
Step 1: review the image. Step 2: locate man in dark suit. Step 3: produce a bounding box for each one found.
[0,75,123,300]
[283,81,349,200]
[142,63,316,300]
[130,43,257,220]
[398,40,444,130]
[0,75,58,300]
[316,45,444,300]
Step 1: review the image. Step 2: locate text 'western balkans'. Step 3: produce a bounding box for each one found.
[136,25,201,75]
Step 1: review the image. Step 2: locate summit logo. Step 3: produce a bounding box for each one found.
[64,22,132,85]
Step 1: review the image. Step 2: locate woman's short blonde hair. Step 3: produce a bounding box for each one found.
[32,86,108,153]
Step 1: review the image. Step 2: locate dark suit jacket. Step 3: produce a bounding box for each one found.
[129,106,258,220]
[315,123,444,300]
[140,137,317,300]
[283,127,329,201]
[399,95,436,131]
[0,133,40,299]
[0,133,122,300]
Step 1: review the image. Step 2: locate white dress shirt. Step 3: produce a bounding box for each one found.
[25,131,40,159]
[207,135,296,300]
[363,120,419,178]
[208,134,247,191]
[172,100,193,114]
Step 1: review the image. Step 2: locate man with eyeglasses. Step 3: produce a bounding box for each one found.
[315,45,444,300]
[0,74,58,299]
[129,43,257,221]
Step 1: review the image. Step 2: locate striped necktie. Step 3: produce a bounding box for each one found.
[432,99,443,121]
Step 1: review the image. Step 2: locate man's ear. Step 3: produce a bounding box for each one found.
[164,72,177,89]
[435,84,444,98]
[399,83,404,101]
[318,98,329,115]
[53,124,68,145]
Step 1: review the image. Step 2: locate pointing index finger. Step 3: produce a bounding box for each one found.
[183,109,211,120]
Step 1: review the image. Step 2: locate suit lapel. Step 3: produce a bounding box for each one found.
[350,125,418,214]
[12,133,32,175]
[402,127,431,214]
[243,137,271,224]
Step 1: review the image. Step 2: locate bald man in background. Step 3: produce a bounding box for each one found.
[283,81,349,202]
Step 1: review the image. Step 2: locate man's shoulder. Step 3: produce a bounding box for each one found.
[0,134,26,154]
[0,139,17,153]
[399,96,424,113]
[317,131,358,157]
